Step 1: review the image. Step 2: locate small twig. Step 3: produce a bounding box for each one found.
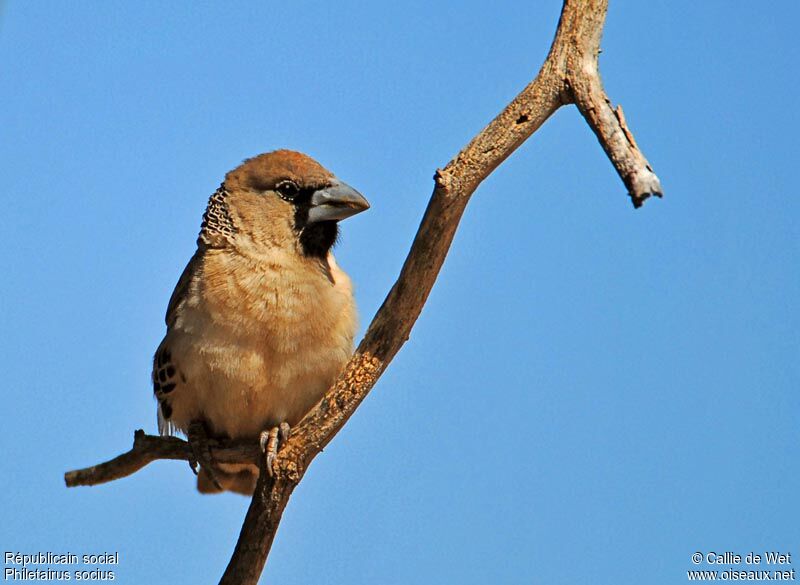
[64,430,260,488]
[569,61,662,207]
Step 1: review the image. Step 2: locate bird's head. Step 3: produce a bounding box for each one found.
[201,150,369,259]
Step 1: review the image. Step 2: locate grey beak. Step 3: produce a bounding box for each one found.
[307,180,370,224]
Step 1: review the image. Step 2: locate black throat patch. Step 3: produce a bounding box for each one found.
[297,219,339,259]
[293,190,339,259]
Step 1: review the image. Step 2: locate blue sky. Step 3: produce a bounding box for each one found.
[1,1,797,583]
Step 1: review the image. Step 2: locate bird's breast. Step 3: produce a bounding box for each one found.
[168,249,357,438]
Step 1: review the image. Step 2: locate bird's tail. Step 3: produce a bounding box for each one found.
[196,466,258,496]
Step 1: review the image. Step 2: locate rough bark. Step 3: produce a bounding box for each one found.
[65,1,662,583]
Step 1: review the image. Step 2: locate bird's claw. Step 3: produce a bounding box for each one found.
[259,422,291,477]
[187,421,222,490]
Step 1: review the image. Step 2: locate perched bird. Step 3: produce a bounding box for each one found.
[152,150,369,494]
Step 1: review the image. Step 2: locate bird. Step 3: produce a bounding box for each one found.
[151,150,369,495]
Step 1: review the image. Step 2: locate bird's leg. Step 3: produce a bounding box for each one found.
[259,422,291,477]
[187,420,222,490]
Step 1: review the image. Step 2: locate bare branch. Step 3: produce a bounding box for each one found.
[65,1,663,583]
[565,3,663,207]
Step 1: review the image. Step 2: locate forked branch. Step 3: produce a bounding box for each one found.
[65,1,662,583]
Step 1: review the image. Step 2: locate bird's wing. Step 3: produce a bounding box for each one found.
[154,248,203,436]
[165,248,204,328]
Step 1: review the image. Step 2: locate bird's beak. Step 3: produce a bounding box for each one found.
[307,180,370,223]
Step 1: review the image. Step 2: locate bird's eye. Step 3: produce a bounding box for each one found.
[276,180,300,201]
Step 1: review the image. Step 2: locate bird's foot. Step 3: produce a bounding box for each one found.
[187,420,222,490]
[259,422,291,477]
